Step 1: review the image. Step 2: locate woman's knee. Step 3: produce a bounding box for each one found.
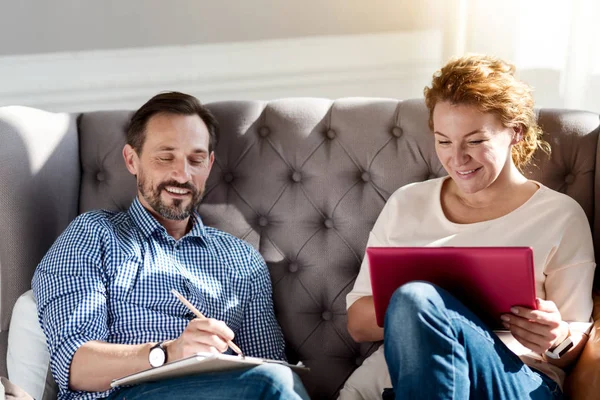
[384,281,450,331]
[388,281,442,313]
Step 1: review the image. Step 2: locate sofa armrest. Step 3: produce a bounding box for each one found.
[564,291,600,399]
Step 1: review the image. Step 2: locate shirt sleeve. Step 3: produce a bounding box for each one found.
[31,213,110,392]
[544,203,596,333]
[346,193,401,309]
[235,249,286,361]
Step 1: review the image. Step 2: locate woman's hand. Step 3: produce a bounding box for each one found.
[501,298,569,355]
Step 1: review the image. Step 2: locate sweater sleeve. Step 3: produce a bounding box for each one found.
[346,193,402,309]
[543,203,595,333]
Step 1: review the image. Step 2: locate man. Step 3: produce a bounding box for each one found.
[32,92,309,400]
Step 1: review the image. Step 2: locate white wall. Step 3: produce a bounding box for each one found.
[0,0,598,113]
[0,0,449,112]
[0,0,443,55]
[0,31,443,112]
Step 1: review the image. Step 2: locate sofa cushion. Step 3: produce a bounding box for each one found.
[7,290,56,400]
[1,376,34,400]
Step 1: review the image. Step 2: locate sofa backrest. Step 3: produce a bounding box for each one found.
[0,107,80,380]
[0,99,599,399]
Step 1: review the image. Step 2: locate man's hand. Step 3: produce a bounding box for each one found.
[164,318,235,361]
[501,298,569,355]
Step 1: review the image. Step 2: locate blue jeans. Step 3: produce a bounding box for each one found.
[106,364,310,400]
[383,282,563,400]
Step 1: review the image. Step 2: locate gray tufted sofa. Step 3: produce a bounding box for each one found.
[1,98,600,399]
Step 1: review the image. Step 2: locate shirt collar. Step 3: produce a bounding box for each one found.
[128,197,207,239]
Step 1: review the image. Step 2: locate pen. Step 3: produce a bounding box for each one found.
[171,289,245,357]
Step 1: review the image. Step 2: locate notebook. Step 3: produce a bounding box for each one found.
[367,246,537,329]
[111,352,309,387]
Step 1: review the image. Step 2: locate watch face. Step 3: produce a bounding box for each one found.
[149,346,166,367]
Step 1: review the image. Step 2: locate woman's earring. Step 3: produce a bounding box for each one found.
[513,131,522,143]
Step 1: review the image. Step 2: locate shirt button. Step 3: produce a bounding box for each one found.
[185,311,196,320]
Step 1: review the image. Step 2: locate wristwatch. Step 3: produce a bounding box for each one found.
[149,341,168,367]
[544,329,573,360]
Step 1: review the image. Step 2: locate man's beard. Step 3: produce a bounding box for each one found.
[137,173,203,221]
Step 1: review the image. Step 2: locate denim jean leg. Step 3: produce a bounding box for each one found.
[384,281,470,399]
[383,281,562,400]
[106,364,310,400]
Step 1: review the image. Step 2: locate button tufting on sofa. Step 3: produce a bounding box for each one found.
[321,311,332,321]
[258,216,269,227]
[3,99,600,400]
[324,219,334,229]
[96,171,105,182]
[223,173,234,183]
[291,171,302,183]
[565,174,575,184]
[361,172,371,182]
[259,126,270,137]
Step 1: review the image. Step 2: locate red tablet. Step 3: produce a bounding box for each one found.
[367,247,537,329]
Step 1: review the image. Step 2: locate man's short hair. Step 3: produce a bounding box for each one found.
[127,91,219,154]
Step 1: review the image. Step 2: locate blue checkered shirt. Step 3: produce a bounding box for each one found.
[32,197,286,400]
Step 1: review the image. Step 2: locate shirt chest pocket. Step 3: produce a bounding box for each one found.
[108,258,180,313]
[180,263,250,330]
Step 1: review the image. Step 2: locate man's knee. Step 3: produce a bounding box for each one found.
[246,364,307,399]
[250,364,295,386]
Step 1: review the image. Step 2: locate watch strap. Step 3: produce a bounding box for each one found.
[149,341,167,367]
[544,324,573,359]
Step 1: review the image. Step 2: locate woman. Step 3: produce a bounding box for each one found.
[340,55,595,399]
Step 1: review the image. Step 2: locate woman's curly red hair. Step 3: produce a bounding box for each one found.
[424,54,550,170]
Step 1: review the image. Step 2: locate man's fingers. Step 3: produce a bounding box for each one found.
[190,318,235,341]
[193,334,229,352]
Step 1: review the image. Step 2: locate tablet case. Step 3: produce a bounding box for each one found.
[367,246,537,329]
